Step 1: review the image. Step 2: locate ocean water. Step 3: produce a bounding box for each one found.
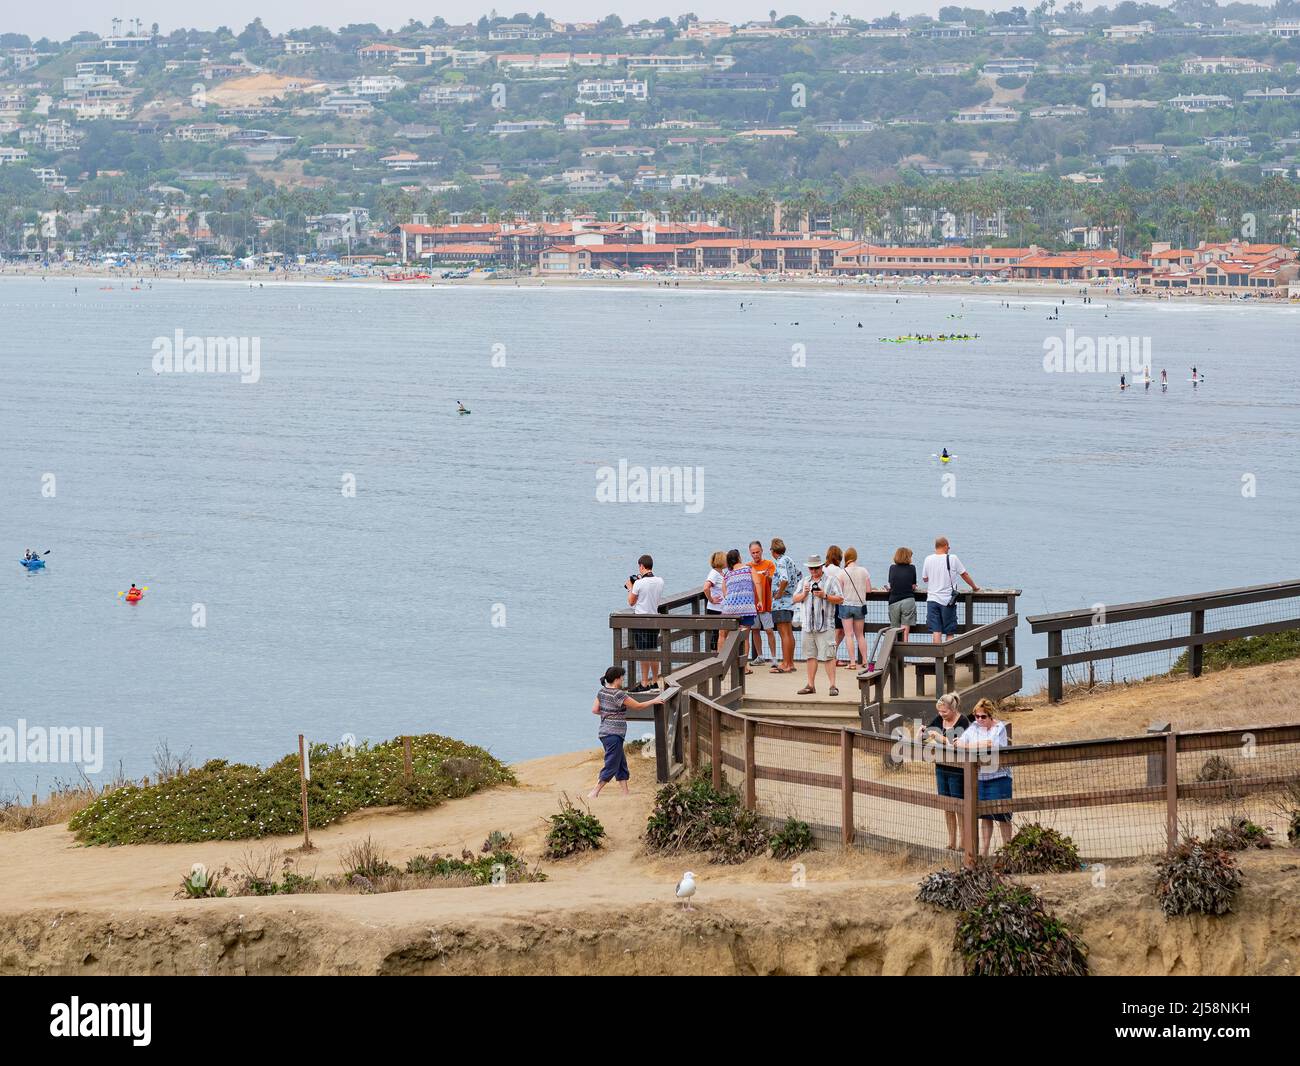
[2,275,1298,797]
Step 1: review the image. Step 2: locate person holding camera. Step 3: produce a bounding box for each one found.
[626,554,665,692]
[589,666,664,799]
[792,554,844,696]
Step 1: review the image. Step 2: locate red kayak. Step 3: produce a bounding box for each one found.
[125,589,143,603]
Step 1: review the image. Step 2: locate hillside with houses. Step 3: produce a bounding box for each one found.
[1,6,1299,290]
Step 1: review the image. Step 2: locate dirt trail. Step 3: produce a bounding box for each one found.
[3,663,1300,974]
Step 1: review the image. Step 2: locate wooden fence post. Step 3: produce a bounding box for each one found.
[1146,721,1170,787]
[1189,610,1205,678]
[685,691,697,775]
[653,698,670,784]
[882,713,903,770]
[711,704,722,790]
[744,718,756,811]
[1165,731,1179,852]
[1047,630,1063,702]
[962,760,978,868]
[840,729,854,847]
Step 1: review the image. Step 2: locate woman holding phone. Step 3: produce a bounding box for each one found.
[922,693,970,851]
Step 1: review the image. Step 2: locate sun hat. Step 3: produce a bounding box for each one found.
[806,554,824,568]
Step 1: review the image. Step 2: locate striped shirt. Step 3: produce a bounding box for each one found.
[596,684,629,738]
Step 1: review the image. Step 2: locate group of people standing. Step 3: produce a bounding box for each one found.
[700,536,980,697]
[592,539,987,803]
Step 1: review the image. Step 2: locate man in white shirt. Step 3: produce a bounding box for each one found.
[921,536,979,644]
[626,554,666,691]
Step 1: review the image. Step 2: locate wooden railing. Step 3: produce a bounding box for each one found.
[682,699,1300,865]
[610,585,735,686]
[612,584,1021,680]
[857,614,1021,724]
[645,628,747,782]
[1028,579,1300,702]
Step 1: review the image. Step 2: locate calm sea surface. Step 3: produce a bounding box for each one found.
[2,275,1298,797]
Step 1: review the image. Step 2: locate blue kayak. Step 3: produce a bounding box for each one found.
[20,558,45,570]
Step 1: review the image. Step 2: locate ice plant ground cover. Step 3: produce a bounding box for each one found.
[68,734,514,845]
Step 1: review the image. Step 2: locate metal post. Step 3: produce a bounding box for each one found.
[298,733,311,851]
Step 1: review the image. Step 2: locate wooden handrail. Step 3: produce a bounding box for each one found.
[888,613,1017,660]
[610,615,738,631]
[1027,578,1300,631]
[1028,578,1300,702]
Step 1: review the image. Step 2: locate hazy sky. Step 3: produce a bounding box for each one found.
[10,2,965,41]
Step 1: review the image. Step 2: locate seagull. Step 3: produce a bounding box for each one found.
[676,871,697,911]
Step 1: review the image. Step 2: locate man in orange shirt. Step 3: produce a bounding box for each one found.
[747,540,777,666]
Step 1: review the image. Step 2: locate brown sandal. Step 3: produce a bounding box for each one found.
[797,685,816,695]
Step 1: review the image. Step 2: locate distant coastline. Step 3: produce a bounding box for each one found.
[1,262,1294,308]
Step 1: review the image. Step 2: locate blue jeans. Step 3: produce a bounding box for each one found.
[599,734,629,783]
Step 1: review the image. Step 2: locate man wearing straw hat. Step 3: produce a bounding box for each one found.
[792,554,844,696]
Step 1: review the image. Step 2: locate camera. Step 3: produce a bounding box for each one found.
[810,581,821,591]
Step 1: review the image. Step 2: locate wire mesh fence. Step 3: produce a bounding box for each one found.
[1031,580,1300,701]
[750,722,843,843]
[683,700,1300,863]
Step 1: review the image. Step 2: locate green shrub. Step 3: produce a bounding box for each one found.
[177,863,227,899]
[1196,755,1237,783]
[955,882,1088,976]
[340,836,397,880]
[1289,810,1300,846]
[69,734,514,845]
[402,850,543,885]
[917,864,1004,911]
[768,816,814,860]
[482,829,514,853]
[1171,630,1300,674]
[1208,817,1272,852]
[544,794,605,859]
[708,805,771,865]
[644,772,769,865]
[995,823,1081,874]
[1154,837,1242,917]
